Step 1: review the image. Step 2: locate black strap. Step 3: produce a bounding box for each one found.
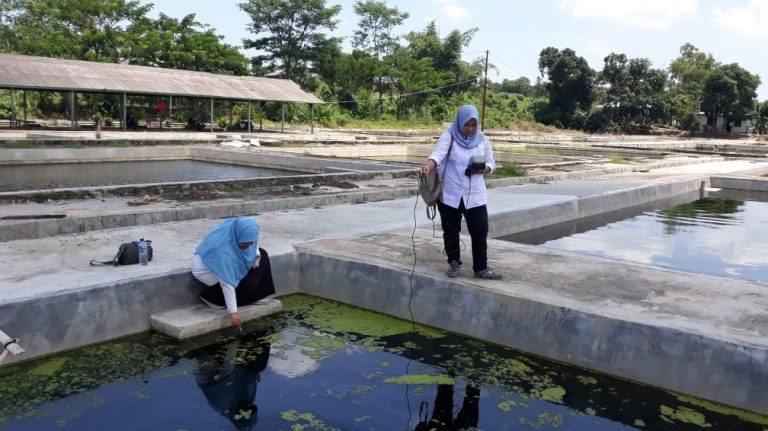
[89,244,124,267]
[3,338,18,349]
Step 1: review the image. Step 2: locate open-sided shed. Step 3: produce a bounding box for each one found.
[0,54,323,132]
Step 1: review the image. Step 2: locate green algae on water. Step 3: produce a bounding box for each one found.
[673,394,768,426]
[383,374,455,386]
[538,386,566,403]
[280,294,446,339]
[660,405,712,428]
[29,357,68,376]
[280,410,340,431]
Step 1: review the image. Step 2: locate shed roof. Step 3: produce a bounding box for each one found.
[0,54,323,104]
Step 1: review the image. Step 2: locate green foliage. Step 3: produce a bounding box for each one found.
[125,13,249,75]
[352,0,408,60]
[597,53,668,131]
[8,0,151,62]
[537,47,595,129]
[239,0,342,87]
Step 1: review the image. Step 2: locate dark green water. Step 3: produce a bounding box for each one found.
[502,193,768,284]
[0,160,306,192]
[1,295,766,430]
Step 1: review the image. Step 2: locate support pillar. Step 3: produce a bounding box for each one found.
[169,95,173,131]
[310,104,314,134]
[10,89,15,128]
[210,98,214,132]
[70,91,76,129]
[260,102,264,131]
[247,101,252,133]
[23,90,27,126]
[122,93,127,131]
[281,103,285,133]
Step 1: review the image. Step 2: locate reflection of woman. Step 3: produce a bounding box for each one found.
[192,217,275,328]
[414,384,480,431]
[193,334,271,430]
[420,105,502,280]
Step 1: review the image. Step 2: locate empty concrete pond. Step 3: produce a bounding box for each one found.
[1,295,766,431]
[501,190,768,283]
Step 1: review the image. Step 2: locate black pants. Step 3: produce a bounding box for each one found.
[200,248,276,307]
[437,199,489,273]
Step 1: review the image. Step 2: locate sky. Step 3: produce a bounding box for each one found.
[147,0,768,99]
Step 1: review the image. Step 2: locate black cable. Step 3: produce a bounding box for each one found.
[406,177,421,429]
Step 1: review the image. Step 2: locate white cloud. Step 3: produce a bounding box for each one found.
[557,0,700,29]
[432,0,472,24]
[582,38,623,69]
[713,0,768,38]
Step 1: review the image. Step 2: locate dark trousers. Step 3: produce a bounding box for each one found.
[200,248,276,307]
[437,199,489,273]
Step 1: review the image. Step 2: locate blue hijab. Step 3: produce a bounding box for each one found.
[196,217,260,287]
[449,105,483,149]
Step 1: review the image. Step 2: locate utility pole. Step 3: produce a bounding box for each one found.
[481,50,489,130]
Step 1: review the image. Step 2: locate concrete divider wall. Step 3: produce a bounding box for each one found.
[0,253,301,364]
[293,251,768,415]
[490,178,705,237]
[711,176,768,192]
[0,147,193,165]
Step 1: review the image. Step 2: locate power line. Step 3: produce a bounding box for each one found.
[329,78,478,105]
[488,53,526,79]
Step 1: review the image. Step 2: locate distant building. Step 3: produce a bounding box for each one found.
[697,113,753,134]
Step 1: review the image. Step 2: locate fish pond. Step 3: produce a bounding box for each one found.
[501,190,768,284]
[1,295,766,430]
[0,160,306,192]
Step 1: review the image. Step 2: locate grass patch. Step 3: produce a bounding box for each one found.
[0,140,37,148]
[491,164,527,178]
[607,154,630,164]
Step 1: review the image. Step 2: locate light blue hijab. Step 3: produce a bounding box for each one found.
[449,105,483,149]
[196,217,260,287]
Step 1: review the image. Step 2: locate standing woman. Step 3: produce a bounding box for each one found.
[420,105,503,280]
[192,217,276,328]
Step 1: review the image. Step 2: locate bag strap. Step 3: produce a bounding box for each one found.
[423,137,454,221]
[438,137,455,182]
[89,244,125,267]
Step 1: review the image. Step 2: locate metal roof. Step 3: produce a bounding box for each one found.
[0,54,323,104]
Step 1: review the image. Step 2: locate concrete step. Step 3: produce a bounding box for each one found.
[150,298,282,339]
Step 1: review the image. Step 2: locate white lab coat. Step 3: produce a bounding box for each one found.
[428,131,496,209]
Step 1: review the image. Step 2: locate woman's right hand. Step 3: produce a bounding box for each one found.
[420,159,436,177]
[229,312,242,328]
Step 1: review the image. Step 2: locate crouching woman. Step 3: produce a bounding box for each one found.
[192,217,275,328]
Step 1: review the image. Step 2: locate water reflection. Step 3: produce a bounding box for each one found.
[192,331,271,430]
[1,295,767,430]
[503,192,768,284]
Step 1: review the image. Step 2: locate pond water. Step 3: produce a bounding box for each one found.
[0,160,307,192]
[1,295,766,430]
[501,190,768,284]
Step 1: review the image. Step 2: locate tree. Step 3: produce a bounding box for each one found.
[500,77,533,97]
[537,47,594,128]
[125,13,249,75]
[404,21,481,95]
[9,0,151,62]
[667,43,717,130]
[352,0,408,60]
[701,63,760,131]
[0,0,20,52]
[239,0,342,87]
[598,53,667,130]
